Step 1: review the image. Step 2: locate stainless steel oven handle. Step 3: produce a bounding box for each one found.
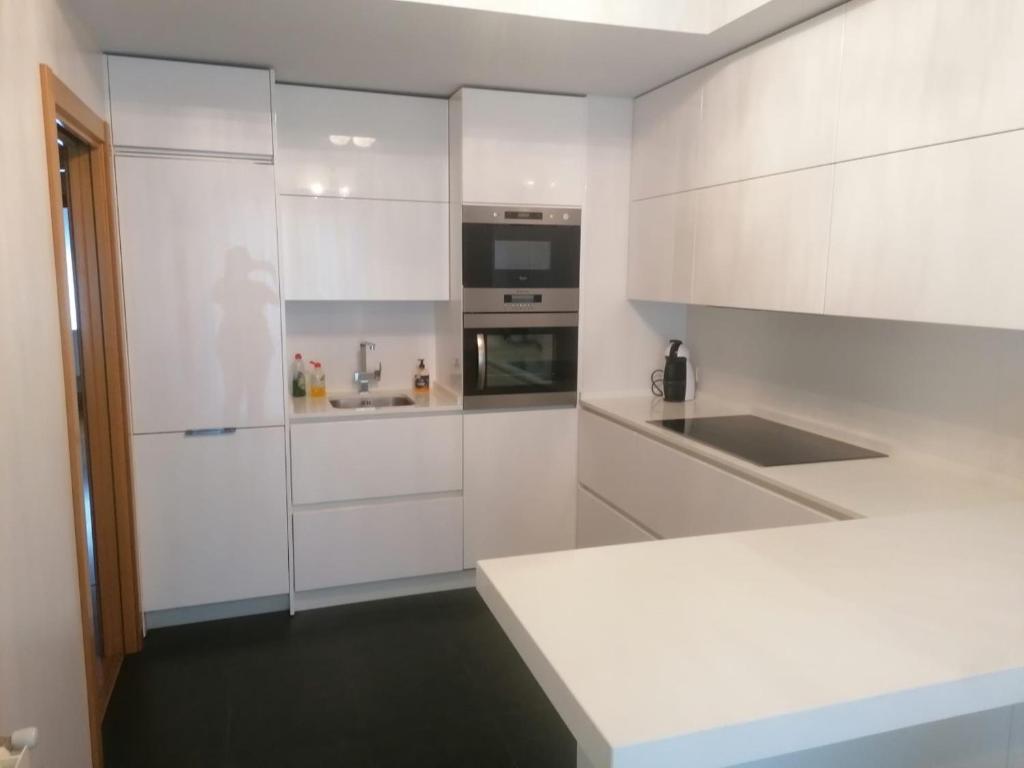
[476,333,487,391]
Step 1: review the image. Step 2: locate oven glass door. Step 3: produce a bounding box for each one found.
[463,316,578,397]
[463,223,580,288]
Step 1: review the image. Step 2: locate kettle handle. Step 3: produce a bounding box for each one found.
[667,339,683,359]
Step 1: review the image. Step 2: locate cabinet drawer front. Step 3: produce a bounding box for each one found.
[133,427,288,612]
[293,496,463,591]
[279,196,449,301]
[578,409,640,514]
[291,415,462,505]
[577,487,654,549]
[108,56,273,157]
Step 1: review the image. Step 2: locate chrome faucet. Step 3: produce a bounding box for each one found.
[354,341,382,393]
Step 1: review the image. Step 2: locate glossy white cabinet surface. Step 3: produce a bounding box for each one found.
[576,487,654,549]
[107,56,273,157]
[133,427,288,612]
[279,195,449,301]
[290,414,462,505]
[826,130,1024,330]
[292,496,463,591]
[626,192,696,303]
[697,8,843,187]
[116,156,284,433]
[459,88,587,206]
[274,84,448,201]
[630,71,703,201]
[692,165,833,314]
[836,0,1024,161]
[464,407,578,568]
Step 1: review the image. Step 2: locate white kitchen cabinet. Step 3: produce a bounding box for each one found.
[826,130,1024,330]
[626,192,696,303]
[630,71,703,201]
[576,487,654,549]
[274,84,448,201]
[116,156,284,434]
[458,88,587,207]
[836,0,1024,162]
[278,195,449,301]
[290,414,462,505]
[578,409,831,539]
[464,407,578,568]
[292,496,463,591]
[696,7,843,187]
[691,166,833,314]
[133,427,288,612]
[107,56,273,157]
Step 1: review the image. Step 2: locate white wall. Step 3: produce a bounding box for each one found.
[580,97,687,395]
[285,302,439,393]
[686,306,1024,477]
[0,0,107,766]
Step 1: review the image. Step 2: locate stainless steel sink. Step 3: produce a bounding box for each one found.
[329,394,417,410]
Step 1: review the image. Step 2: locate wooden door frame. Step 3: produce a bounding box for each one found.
[40,64,143,767]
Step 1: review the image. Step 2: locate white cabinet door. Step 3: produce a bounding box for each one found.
[464,408,578,568]
[697,8,843,187]
[274,84,449,201]
[290,414,462,505]
[107,56,273,157]
[116,156,284,434]
[692,166,833,313]
[577,487,654,549]
[826,130,1024,330]
[459,88,587,206]
[578,409,641,514]
[278,195,449,301]
[626,193,696,303]
[133,427,288,612]
[631,72,703,200]
[293,496,463,591]
[836,0,1024,161]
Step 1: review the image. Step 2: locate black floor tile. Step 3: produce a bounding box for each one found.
[103,588,575,768]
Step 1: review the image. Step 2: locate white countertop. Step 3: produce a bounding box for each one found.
[288,385,461,423]
[580,393,1024,520]
[478,504,1024,768]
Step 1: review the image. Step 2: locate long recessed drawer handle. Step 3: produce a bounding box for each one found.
[184,427,237,437]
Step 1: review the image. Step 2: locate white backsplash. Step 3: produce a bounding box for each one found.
[285,301,439,394]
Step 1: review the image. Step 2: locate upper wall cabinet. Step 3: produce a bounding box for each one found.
[692,166,833,314]
[630,72,703,201]
[826,130,1024,330]
[626,193,696,303]
[274,84,448,201]
[696,7,844,187]
[457,88,587,207]
[107,56,273,157]
[836,0,1024,161]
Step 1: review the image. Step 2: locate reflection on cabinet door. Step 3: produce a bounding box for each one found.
[133,427,288,612]
[826,131,1024,330]
[577,487,654,549]
[279,196,449,301]
[836,0,1024,161]
[107,56,273,157]
[631,72,703,200]
[116,156,284,434]
[626,193,696,303]
[692,166,833,314]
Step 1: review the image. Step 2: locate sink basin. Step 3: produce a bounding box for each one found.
[329,394,417,410]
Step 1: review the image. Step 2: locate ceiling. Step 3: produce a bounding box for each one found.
[64,0,845,98]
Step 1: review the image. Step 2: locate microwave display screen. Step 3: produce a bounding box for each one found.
[494,240,552,272]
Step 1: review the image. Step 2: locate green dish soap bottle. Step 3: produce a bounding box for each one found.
[291,353,307,398]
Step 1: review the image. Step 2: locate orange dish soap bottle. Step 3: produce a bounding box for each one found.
[310,361,327,398]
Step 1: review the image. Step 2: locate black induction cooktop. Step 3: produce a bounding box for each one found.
[650,415,887,467]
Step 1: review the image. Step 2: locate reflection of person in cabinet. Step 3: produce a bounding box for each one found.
[213,246,279,425]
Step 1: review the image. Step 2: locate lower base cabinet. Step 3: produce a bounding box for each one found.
[293,496,463,591]
[576,487,655,548]
[133,426,289,612]
[464,407,578,568]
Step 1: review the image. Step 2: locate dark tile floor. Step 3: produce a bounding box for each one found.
[103,588,576,768]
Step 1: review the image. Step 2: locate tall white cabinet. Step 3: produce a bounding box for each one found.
[110,56,288,615]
